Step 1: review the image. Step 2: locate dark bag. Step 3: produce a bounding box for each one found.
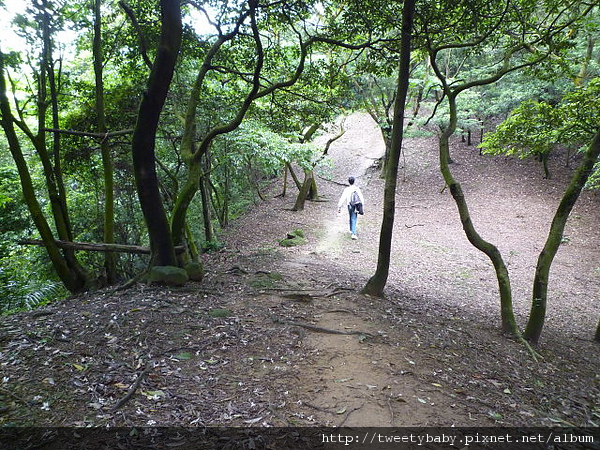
[349,190,364,215]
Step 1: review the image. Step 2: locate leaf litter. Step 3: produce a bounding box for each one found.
[0,113,598,430]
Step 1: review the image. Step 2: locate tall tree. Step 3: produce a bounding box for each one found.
[93,0,117,282]
[0,1,91,292]
[421,0,595,339]
[482,80,600,343]
[131,0,182,267]
[524,128,600,343]
[362,0,415,297]
[0,50,87,293]
[169,1,372,259]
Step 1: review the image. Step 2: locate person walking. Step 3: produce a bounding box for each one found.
[337,176,365,240]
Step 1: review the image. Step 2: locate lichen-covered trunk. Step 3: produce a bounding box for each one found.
[438,93,519,336]
[524,129,600,344]
[0,53,86,292]
[94,0,116,283]
[131,0,181,267]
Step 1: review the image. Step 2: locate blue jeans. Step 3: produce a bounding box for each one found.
[348,205,358,235]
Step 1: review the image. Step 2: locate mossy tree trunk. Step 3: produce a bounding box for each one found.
[0,5,91,292]
[199,152,215,245]
[94,0,117,283]
[0,52,88,293]
[40,5,90,285]
[362,0,415,297]
[524,129,600,344]
[131,0,181,267]
[170,2,264,251]
[436,92,520,336]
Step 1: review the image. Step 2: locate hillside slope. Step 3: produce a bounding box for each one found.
[1,113,598,432]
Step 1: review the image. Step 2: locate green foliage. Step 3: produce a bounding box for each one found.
[203,120,327,225]
[480,78,600,185]
[223,120,320,172]
[0,165,30,251]
[479,100,561,159]
[0,251,68,314]
[202,240,225,253]
[480,78,600,160]
[0,161,64,313]
[559,78,600,139]
[586,162,600,190]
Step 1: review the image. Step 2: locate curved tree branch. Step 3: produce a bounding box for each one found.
[119,1,153,69]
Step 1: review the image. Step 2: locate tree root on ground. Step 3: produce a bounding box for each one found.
[274,318,373,337]
[517,335,543,362]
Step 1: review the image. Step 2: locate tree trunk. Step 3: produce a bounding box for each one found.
[209,176,228,228]
[308,174,319,200]
[172,160,202,248]
[170,2,264,246]
[409,58,429,121]
[0,53,85,292]
[595,317,600,343]
[200,153,215,244]
[379,130,392,179]
[361,0,415,297]
[575,35,594,86]
[292,170,314,211]
[38,2,90,284]
[541,152,551,179]
[19,239,185,255]
[437,93,520,336]
[40,2,71,244]
[94,0,117,283]
[280,165,288,197]
[524,129,600,344]
[286,163,303,190]
[131,0,181,267]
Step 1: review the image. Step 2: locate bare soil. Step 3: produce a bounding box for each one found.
[1,113,599,431]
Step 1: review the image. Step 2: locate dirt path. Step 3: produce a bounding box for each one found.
[1,113,598,432]
[233,111,600,427]
[282,115,481,427]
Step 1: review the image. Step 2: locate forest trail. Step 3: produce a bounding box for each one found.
[314,114,384,255]
[267,113,489,426]
[287,115,441,427]
[232,111,600,427]
[1,113,598,432]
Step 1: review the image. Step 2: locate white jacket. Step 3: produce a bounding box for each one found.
[338,185,365,210]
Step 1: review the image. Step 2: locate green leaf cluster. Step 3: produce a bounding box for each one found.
[480,78,600,169]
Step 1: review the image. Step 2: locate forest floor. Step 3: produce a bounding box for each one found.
[1,113,599,434]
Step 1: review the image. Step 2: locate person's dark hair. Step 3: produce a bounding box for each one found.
[348,176,355,185]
